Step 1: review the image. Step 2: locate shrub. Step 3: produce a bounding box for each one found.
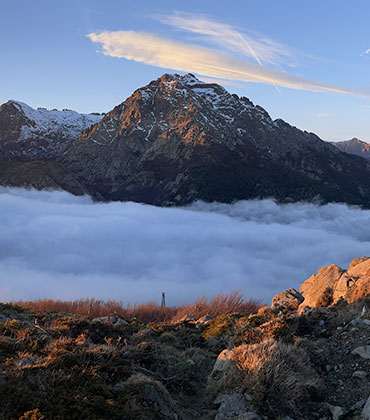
[14,291,261,324]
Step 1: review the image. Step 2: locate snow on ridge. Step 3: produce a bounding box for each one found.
[9,100,103,140]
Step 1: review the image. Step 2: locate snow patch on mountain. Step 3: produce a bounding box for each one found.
[9,101,103,141]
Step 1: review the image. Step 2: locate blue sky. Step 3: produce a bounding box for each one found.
[1,0,370,141]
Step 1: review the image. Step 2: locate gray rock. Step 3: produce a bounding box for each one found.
[271,288,304,310]
[178,314,196,323]
[144,384,172,417]
[206,337,220,347]
[211,349,236,379]
[115,318,128,326]
[197,314,212,325]
[328,405,347,420]
[113,381,125,391]
[350,399,366,411]
[214,393,260,419]
[352,370,367,379]
[91,316,116,324]
[352,345,370,359]
[362,397,370,420]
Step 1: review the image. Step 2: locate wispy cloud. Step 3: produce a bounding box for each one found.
[362,49,370,55]
[197,76,241,87]
[87,30,369,97]
[316,113,332,118]
[153,11,294,67]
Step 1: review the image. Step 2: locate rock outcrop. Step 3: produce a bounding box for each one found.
[298,257,370,308]
[271,287,304,310]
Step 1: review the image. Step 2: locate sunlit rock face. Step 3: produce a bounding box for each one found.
[299,257,370,308]
[3,74,370,206]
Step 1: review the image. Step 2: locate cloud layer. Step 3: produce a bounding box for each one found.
[1,188,370,306]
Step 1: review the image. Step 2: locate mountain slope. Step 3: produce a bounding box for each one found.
[0,160,88,195]
[60,73,370,206]
[332,137,370,160]
[0,100,102,160]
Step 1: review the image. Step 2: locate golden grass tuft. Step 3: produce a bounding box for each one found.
[232,339,319,415]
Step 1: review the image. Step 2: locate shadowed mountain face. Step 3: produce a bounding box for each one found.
[333,138,370,160]
[2,73,370,206]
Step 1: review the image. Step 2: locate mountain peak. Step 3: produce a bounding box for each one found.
[333,137,370,160]
[350,137,365,143]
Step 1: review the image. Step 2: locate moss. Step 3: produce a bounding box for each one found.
[202,314,236,340]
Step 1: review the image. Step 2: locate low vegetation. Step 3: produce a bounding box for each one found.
[0,291,370,419]
[15,290,261,323]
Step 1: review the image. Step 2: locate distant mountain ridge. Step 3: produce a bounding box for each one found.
[332,137,370,160]
[0,100,102,160]
[2,73,370,207]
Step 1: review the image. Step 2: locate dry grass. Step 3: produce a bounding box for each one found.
[232,339,319,416]
[14,291,262,323]
[173,290,261,320]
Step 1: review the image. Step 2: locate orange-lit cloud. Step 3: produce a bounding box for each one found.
[87,30,368,97]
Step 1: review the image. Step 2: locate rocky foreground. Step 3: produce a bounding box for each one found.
[1,257,370,420]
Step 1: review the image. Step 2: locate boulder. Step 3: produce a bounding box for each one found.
[362,396,370,420]
[352,345,370,359]
[299,257,370,308]
[352,370,367,379]
[178,314,196,323]
[196,314,212,325]
[211,349,236,379]
[299,264,344,308]
[271,288,304,310]
[214,393,260,420]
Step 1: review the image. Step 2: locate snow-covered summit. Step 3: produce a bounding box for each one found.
[8,100,103,141]
[0,100,103,159]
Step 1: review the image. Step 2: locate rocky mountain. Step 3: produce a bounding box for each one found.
[0,100,102,160]
[61,73,370,206]
[3,74,370,207]
[332,137,370,160]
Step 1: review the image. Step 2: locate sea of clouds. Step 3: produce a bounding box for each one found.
[1,187,370,305]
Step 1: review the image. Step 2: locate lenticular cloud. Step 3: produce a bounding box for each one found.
[1,187,370,305]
